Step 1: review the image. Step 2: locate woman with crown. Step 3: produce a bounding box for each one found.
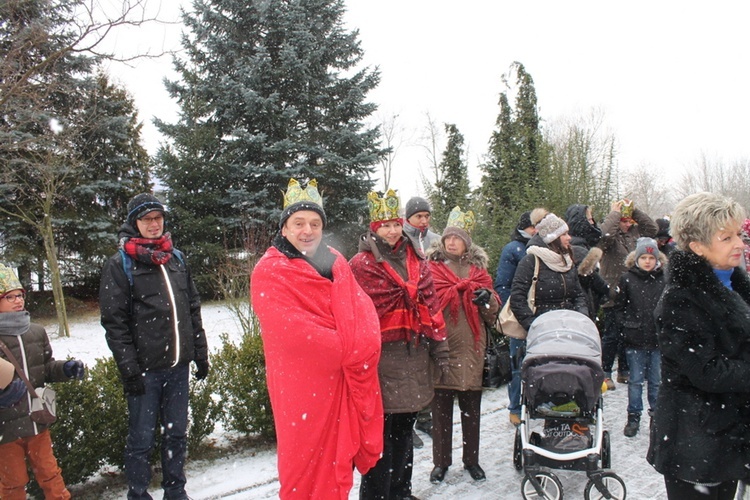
[424,207,501,484]
[350,189,449,500]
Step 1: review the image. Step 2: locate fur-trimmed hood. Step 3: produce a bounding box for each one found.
[624,248,669,269]
[427,241,490,270]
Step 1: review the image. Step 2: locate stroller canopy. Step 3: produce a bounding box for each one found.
[525,310,602,367]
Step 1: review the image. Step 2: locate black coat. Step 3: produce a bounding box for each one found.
[510,235,588,331]
[565,204,602,249]
[647,250,750,483]
[613,253,667,350]
[99,230,208,380]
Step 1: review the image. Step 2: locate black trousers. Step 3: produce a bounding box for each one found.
[360,412,418,500]
[664,476,737,500]
[431,389,482,468]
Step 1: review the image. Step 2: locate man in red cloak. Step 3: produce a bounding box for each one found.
[251,179,384,499]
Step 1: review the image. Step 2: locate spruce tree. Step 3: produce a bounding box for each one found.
[155,0,384,289]
[427,123,470,229]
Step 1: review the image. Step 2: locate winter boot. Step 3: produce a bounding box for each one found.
[623,413,640,437]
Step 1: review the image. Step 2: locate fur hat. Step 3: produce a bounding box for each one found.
[516,211,532,231]
[127,193,166,226]
[0,358,13,390]
[405,197,431,220]
[635,237,660,261]
[530,208,549,226]
[536,213,569,244]
[279,179,326,229]
[0,263,23,296]
[656,218,671,239]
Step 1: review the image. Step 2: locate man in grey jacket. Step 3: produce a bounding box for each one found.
[402,197,441,257]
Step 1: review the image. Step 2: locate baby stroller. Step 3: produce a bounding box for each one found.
[512,310,626,500]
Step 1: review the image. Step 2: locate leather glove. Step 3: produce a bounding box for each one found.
[472,289,491,308]
[123,374,146,397]
[0,378,27,408]
[64,360,86,380]
[194,360,209,381]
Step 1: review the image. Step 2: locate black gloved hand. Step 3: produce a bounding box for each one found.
[472,289,491,308]
[194,360,209,381]
[123,374,145,397]
[64,360,85,380]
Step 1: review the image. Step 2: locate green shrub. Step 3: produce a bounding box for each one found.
[212,329,275,439]
[187,372,222,455]
[51,356,128,485]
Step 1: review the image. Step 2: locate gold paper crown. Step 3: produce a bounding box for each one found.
[283,178,323,209]
[367,189,401,222]
[0,264,22,295]
[446,206,476,233]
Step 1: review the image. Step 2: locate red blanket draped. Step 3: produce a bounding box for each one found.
[349,245,446,343]
[251,247,384,499]
[430,262,496,344]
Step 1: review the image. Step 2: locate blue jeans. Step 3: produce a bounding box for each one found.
[507,338,526,415]
[624,348,661,415]
[125,365,189,500]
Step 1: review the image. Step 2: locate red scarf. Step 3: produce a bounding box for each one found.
[122,233,173,265]
[430,261,495,344]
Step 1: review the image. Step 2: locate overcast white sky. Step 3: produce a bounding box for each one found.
[105,1,750,201]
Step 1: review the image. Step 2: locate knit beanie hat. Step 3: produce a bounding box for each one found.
[536,213,569,244]
[0,358,13,390]
[516,211,533,232]
[127,193,166,226]
[405,197,431,220]
[279,179,326,229]
[635,237,660,261]
[0,263,23,296]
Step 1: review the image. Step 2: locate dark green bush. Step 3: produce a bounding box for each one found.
[212,330,275,439]
[51,356,128,485]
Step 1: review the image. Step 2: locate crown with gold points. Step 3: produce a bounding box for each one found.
[283,178,323,209]
[446,206,476,233]
[368,189,401,222]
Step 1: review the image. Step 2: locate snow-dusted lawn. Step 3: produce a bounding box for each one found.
[47,303,666,499]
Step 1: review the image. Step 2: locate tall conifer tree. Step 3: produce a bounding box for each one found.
[156,0,384,286]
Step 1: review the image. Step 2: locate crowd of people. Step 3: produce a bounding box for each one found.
[4,183,750,500]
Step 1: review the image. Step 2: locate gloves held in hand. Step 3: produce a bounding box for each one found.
[0,378,27,408]
[64,360,85,380]
[472,289,491,307]
[194,360,209,381]
[123,374,145,397]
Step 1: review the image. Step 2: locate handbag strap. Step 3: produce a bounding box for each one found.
[527,255,540,312]
[0,340,40,398]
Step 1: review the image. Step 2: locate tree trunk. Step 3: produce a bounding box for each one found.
[41,215,70,337]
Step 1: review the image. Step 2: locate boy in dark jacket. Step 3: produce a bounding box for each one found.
[614,237,667,437]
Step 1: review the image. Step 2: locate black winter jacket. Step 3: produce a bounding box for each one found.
[0,314,69,445]
[510,234,588,331]
[613,252,667,350]
[647,250,750,484]
[100,227,208,380]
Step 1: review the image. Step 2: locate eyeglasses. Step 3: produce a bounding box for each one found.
[139,215,164,224]
[3,292,25,303]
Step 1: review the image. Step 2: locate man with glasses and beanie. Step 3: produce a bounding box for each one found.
[0,263,85,499]
[100,193,209,500]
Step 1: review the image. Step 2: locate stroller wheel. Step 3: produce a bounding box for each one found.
[584,471,626,500]
[601,430,611,469]
[513,428,523,471]
[521,470,563,500]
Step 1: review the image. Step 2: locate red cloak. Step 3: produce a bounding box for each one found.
[251,246,384,499]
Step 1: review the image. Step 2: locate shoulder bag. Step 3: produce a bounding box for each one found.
[482,323,512,388]
[496,255,540,340]
[0,340,57,425]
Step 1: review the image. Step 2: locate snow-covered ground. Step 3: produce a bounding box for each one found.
[47,303,668,499]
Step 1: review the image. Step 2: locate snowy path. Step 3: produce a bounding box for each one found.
[49,303,667,499]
